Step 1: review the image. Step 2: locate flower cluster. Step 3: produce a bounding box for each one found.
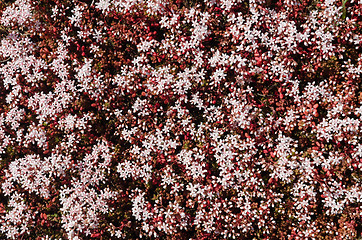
[0,0,362,239]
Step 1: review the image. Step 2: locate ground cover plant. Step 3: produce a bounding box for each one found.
[0,0,361,239]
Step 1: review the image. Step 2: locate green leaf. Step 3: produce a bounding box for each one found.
[341,0,348,20]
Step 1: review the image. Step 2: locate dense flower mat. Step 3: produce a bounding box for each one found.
[0,0,362,239]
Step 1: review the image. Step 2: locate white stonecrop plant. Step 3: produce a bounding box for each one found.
[0,0,361,239]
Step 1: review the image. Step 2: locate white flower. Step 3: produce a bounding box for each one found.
[68,5,84,27]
